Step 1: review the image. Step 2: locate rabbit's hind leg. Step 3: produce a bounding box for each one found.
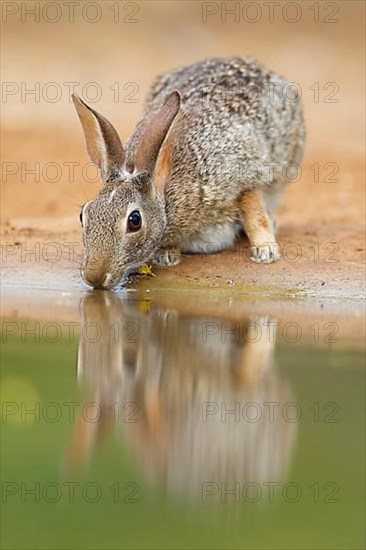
[239,188,281,264]
[262,180,286,236]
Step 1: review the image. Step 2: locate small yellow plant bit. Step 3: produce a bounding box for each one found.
[138,300,151,314]
[138,264,156,278]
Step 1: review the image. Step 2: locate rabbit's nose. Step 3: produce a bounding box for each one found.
[83,273,104,289]
[82,267,107,289]
[82,266,115,289]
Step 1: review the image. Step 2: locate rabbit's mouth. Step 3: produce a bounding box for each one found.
[82,265,141,290]
[82,253,152,289]
[81,266,123,290]
[97,272,115,289]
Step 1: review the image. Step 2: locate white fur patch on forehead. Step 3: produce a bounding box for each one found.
[117,167,137,181]
[108,189,117,203]
[106,167,136,186]
[124,166,136,177]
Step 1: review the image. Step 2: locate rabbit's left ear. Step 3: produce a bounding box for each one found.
[72,93,126,182]
[153,132,174,196]
[134,90,181,178]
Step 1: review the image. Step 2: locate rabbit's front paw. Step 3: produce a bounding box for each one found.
[250,243,281,264]
[153,247,181,267]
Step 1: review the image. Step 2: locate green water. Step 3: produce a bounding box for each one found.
[1,290,365,549]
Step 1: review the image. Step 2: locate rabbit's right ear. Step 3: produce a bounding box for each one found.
[72,93,126,182]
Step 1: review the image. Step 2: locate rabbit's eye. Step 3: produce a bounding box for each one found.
[127,210,142,232]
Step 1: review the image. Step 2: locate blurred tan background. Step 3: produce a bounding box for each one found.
[1,0,365,228]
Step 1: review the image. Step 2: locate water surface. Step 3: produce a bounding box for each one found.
[1,288,365,549]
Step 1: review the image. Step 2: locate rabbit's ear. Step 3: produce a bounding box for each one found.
[72,93,126,182]
[153,133,173,195]
[134,90,181,176]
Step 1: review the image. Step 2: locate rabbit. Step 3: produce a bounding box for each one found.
[72,56,305,289]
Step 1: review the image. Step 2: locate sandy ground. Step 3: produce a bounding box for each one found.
[1,146,365,301]
[1,1,365,303]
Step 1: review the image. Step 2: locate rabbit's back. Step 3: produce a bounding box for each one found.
[126,57,305,244]
[147,57,286,119]
[130,57,304,186]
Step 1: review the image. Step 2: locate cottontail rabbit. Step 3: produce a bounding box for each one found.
[73,57,305,289]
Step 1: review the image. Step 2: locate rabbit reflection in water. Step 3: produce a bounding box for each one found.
[65,294,297,497]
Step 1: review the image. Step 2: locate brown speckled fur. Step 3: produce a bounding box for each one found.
[126,57,305,248]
